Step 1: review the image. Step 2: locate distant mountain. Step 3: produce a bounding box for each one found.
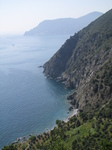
[24,12,103,36]
[3,9,112,150]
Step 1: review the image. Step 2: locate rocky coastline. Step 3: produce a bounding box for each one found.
[43,9,112,111]
[2,9,112,150]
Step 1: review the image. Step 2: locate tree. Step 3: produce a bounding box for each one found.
[29,135,36,143]
[2,145,17,150]
[100,140,112,150]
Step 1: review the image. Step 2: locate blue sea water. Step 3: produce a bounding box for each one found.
[0,35,73,148]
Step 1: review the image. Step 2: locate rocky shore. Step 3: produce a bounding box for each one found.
[43,9,112,111]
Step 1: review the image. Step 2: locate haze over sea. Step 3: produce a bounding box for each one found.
[0,35,73,148]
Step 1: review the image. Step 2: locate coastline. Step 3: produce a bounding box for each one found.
[1,94,77,149]
[11,109,78,145]
[48,108,78,132]
[64,109,78,123]
[0,98,78,149]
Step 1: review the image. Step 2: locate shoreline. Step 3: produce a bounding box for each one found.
[64,109,78,123]
[49,108,78,132]
[4,108,78,149]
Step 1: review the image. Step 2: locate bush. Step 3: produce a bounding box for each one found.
[2,145,17,150]
[29,135,36,143]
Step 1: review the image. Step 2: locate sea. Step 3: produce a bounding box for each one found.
[0,35,73,148]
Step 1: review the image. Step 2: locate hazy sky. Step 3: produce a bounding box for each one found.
[0,0,112,35]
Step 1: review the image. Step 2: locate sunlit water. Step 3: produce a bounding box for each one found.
[0,35,73,148]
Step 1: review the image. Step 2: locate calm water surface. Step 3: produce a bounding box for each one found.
[0,35,72,148]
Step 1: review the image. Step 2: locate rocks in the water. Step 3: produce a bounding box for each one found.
[69,106,73,111]
[38,65,43,68]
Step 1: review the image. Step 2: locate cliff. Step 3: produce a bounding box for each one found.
[2,9,112,150]
[24,12,102,36]
[44,9,112,110]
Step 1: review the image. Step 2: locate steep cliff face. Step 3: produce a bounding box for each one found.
[43,9,112,110]
[74,58,112,111]
[44,34,79,78]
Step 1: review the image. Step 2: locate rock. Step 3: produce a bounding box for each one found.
[43,9,112,110]
[67,94,74,100]
[38,65,43,68]
[70,100,76,106]
[69,106,73,111]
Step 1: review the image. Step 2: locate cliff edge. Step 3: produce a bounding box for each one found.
[43,9,112,110]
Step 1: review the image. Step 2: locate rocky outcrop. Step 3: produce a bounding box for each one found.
[44,34,79,78]
[43,9,112,110]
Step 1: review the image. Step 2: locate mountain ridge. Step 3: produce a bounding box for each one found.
[43,9,112,110]
[24,12,102,36]
[2,9,112,150]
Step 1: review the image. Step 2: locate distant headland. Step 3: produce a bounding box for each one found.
[24,12,103,36]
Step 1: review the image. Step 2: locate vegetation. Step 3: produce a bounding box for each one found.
[2,9,112,150]
[3,96,112,149]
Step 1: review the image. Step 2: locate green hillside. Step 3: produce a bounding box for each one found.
[44,9,112,110]
[2,9,112,150]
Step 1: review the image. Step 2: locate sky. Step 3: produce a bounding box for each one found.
[0,0,112,35]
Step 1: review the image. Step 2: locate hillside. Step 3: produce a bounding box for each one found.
[44,9,112,109]
[24,12,102,36]
[2,9,112,150]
